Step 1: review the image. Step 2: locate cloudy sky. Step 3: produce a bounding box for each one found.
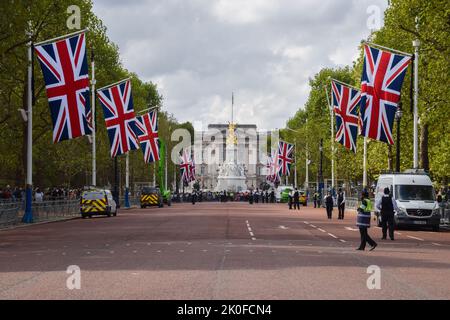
[92,0,388,130]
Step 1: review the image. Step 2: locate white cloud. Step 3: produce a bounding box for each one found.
[92,0,388,129]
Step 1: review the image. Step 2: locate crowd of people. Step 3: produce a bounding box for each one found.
[0,185,83,203]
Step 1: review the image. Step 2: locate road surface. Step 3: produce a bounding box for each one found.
[1,202,449,299]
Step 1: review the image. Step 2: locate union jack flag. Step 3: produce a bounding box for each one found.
[361,44,411,145]
[135,110,160,163]
[180,149,194,184]
[277,141,294,176]
[97,79,140,157]
[34,32,91,143]
[266,151,280,184]
[331,80,361,153]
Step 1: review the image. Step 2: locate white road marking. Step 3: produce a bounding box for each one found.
[345,227,358,231]
[133,250,138,254]
[304,221,310,225]
[395,232,402,235]
[340,239,347,243]
[110,251,114,254]
[252,237,256,241]
[179,250,184,253]
[310,225,317,228]
[407,235,424,241]
[249,232,255,237]
[157,250,162,253]
[279,225,288,230]
[432,243,442,246]
[248,228,253,232]
[318,228,326,233]
[328,233,338,239]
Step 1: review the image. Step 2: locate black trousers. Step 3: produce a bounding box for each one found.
[326,206,333,219]
[358,227,377,250]
[294,199,300,210]
[338,203,345,219]
[314,200,317,208]
[381,213,395,239]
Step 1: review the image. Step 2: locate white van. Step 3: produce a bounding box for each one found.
[374,172,441,231]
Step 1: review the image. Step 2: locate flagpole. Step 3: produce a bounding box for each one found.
[362,41,413,57]
[413,17,420,169]
[34,28,88,46]
[363,137,368,188]
[23,27,34,223]
[91,47,97,187]
[325,85,335,192]
[125,153,130,208]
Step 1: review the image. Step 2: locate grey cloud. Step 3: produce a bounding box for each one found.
[92,0,387,129]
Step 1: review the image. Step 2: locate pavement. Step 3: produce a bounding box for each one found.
[0,202,449,300]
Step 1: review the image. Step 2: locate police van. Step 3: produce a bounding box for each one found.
[374,171,441,231]
[80,189,117,219]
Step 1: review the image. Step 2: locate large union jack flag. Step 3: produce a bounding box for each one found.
[97,79,140,157]
[34,32,91,143]
[180,149,194,184]
[135,110,160,163]
[331,80,361,153]
[360,44,411,145]
[277,141,294,176]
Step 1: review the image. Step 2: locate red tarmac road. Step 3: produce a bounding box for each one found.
[0,202,449,299]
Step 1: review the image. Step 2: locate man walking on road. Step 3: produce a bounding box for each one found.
[376,187,399,241]
[337,188,345,220]
[293,188,300,210]
[357,191,377,251]
[325,192,333,219]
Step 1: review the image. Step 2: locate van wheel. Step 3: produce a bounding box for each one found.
[432,225,440,232]
[82,214,87,219]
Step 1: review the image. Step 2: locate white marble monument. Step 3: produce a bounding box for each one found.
[215,123,248,192]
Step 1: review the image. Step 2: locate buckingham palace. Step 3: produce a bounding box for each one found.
[194,124,272,191]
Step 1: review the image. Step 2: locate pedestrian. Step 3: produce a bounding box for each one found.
[288,189,293,210]
[337,188,346,220]
[313,192,318,208]
[325,192,333,219]
[293,188,300,210]
[356,191,377,251]
[191,191,197,205]
[376,187,399,241]
[265,191,269,204]
[35,188,44,202]
[254,189,259,204]
[249,191,254,205]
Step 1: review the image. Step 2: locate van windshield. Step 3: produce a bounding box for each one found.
[142,187,158,194]
[395,185,435,201]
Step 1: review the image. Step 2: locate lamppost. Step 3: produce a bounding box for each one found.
[395,102,403,172]
[319,139,324,201]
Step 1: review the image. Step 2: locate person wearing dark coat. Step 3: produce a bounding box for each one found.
[375,187,399,241]
[325,192,333,219]
[337,188,346,220]
[293,188,300,210]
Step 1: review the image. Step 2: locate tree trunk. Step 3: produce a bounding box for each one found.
[388,145,393,171]
[420,123,429,171]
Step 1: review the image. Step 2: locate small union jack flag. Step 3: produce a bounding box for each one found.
[135,110,160,163]
[266,151,280,184]
[97,79,140,157]
[331,80,361,153]
[180,149,194,184]
[277,141,294,176]
[361,44,412,145]
[34,32,91,143]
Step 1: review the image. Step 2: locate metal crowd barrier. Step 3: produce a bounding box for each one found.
[0,199,80,228]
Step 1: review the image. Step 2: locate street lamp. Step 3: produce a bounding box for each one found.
[395,102,403,173]
[319,139,324,201]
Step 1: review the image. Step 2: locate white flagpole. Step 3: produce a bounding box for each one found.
[325,85,335,191]
[413,17,420,169]
[23,26,33,223]
[125,152,130,208]
[91,48,96,187]
[363,137,368,188]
